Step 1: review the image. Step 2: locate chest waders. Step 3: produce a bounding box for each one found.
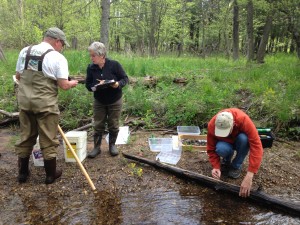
[16,45,62,184]
[18,46,59,114]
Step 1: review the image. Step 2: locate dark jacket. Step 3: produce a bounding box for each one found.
[85,58,128,105]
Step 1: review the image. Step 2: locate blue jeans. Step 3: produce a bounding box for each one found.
[215,133,249,169]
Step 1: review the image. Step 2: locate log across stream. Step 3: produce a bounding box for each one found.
[122,152,300,218]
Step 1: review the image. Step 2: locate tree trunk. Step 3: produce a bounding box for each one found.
[232,0,239,61]
[268,34,274,53]
[292,30,300,59]
[222,3,231,59]
[257,14,273,63]
[17,0,25,47]
[100,0,110,50]
[115,35,120,52]
[149,0,157,56]
[295,38,300,59]
[195,20,200,52]
[177,42,183,57]
[290,40,295,53]
[285,9,300,59]
[246,0,254,61]
[72,36,78,50]
[201,2,206,58]
[178,0,186,57]
[189,9,199,52]
[189,16,195,51]
[0,44,6,61]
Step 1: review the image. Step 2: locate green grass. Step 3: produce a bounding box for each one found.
[0,50,299,134]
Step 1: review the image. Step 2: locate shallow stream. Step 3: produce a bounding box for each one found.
[1,186,300,224]
[1,128,299,224]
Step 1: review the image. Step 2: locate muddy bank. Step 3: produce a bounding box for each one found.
[0,128,300,224]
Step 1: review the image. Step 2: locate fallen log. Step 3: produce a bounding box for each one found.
[0,110,19,126]
[69,75,86,84]
[122,152,300,218]
[124,118,145,126]
[0,117,19,126]
[73,123,93,131]
[0,109,19,118]
[173,77,188,85]
[143,76,157,88]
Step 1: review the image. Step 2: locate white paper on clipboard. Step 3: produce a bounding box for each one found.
[105,126,130,145]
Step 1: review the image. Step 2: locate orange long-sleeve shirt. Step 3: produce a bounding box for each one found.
[207,108,263,173]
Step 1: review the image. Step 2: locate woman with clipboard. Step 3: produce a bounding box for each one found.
[86,42,128,158]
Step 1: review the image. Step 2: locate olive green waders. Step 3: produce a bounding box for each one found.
[88,98,122,158]
[15,46,62,184]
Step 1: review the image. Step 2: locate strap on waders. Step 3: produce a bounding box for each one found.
[24,46,53,71]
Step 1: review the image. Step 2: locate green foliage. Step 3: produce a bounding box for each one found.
[141,110,156,129]
[58,84,93,129]
[120,52,299,130]
[64,51,91,74]
[0,0,100,48]
[0,0,298,61]
[288,127,300,141]
[1,50,299,135]
[124,85,153,116]
[0,51,19,112]
[128,162,143,177]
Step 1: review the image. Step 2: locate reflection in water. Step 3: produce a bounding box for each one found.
[254,212,300,225]
[121,190,202,225]
[121,188,300,225]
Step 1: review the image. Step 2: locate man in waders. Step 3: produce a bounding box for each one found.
[15,27,78,184]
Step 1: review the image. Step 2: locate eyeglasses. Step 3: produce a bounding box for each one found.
[59,39,65,47]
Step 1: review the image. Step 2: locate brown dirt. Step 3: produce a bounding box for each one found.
[119,131,300,199]
[2,128,299,198]
[0,127,299,224]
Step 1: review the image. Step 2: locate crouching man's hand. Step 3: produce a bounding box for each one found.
[239,171,254,198]
[212,168,221,180]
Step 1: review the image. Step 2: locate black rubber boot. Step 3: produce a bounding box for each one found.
[228,167,242,179]
[220,159,231,177]
[88,134,102,158]
[44,158,62,184]
[18,157,30,183]
[109,133,119,156]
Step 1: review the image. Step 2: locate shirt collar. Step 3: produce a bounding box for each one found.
[40,41,55,50]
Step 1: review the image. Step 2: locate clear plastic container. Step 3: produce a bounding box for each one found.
[148,138,173,152]
[177,126,201,135]
[156,151,181,165]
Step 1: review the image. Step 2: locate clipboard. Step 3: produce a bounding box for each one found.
[94,80,116,90]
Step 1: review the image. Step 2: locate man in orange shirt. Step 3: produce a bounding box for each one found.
[207,108,263,197]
